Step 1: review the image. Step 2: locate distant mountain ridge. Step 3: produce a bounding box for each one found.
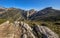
[29,7,60,21]
[0,7,60,21]
[0,8,25,21]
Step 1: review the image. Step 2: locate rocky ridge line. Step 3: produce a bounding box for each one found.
[0,21,59,38]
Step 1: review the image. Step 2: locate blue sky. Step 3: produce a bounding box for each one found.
[0,0,60,10]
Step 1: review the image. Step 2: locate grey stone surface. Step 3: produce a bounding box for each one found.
[0,21,59,38]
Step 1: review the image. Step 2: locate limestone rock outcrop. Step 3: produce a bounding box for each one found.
[33,25,59,38]
[0,21,59,38]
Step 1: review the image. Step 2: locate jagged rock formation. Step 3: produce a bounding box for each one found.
[0,21,59,38]
[33,25,59,38]
[0,21,22,38]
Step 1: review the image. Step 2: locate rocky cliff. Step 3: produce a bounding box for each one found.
[0,21,59,38]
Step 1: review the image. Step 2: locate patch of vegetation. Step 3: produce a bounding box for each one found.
[46,22,60,37]
[0,19,7,24]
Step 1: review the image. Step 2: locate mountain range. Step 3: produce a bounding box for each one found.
[0,7,60,21]
[0,7,60,38]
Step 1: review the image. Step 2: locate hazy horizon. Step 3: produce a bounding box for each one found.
[0,0,60,10]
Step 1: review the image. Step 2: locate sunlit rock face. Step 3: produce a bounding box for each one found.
[33,25,59,38]
[20,21,36,38]
[0,21,59,38]
[0,21,22,38]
